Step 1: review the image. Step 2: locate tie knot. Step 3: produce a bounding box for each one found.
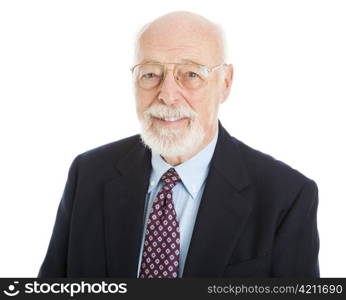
[161,168,181,189]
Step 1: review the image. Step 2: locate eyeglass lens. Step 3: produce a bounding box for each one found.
[133,63,208,90]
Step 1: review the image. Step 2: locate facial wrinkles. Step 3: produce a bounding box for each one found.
[138,27,220,65]
[138,48,208,67]
[140,42,217,65]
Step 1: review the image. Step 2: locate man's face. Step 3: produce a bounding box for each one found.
[134,21,232,158]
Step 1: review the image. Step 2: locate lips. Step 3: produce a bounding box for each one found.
[153,116,190,124]
[160,116,182,122]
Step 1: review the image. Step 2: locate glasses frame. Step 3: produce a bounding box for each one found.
[130,61,226,90]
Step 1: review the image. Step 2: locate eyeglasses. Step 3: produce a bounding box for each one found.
[130,61,226,90]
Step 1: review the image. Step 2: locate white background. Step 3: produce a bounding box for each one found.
[0,0,345,277]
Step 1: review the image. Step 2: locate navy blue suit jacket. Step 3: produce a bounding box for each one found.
[38,121,320,277]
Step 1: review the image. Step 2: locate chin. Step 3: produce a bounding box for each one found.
[139,118,205,157]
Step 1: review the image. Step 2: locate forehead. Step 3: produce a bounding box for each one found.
[136,26,220,66]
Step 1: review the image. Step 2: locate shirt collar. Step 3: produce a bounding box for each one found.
[148,127,219,199]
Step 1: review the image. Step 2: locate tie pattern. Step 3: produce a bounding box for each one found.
[139,168,181,278]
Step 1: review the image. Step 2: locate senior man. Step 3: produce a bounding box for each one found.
[38,11,320,278]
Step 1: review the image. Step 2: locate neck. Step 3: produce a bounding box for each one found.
[161,123,218,166]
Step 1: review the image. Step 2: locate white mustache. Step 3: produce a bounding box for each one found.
[143,104,197,120]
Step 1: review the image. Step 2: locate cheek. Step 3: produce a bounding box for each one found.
[135,90,154,116]
[187,89,218,120]
[184,89,206,110]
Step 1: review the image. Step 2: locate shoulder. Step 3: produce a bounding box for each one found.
[231,136,317,195]
[79,134,142,161]
[70,134,144,176]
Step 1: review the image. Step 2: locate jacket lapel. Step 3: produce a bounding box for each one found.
[103,122,253,278]
[103,140,151,277]
[183,122,253,277]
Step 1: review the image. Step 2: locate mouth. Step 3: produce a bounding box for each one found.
[152,116,190,125]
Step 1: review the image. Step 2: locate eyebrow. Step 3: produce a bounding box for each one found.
[140,58,204,65]
[181,58,203,65]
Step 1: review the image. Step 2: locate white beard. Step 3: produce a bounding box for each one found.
[138,103,205,157]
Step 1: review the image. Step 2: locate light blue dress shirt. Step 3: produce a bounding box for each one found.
[137,127,219,277]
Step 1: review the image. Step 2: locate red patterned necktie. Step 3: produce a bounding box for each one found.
[139,168,181,278]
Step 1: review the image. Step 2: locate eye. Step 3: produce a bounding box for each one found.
[187,72,198,78]
[143,73,156,79]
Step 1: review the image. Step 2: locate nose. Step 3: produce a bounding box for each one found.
[157,67,183,106]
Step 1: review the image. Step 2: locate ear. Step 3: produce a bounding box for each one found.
[220,64,233,103]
